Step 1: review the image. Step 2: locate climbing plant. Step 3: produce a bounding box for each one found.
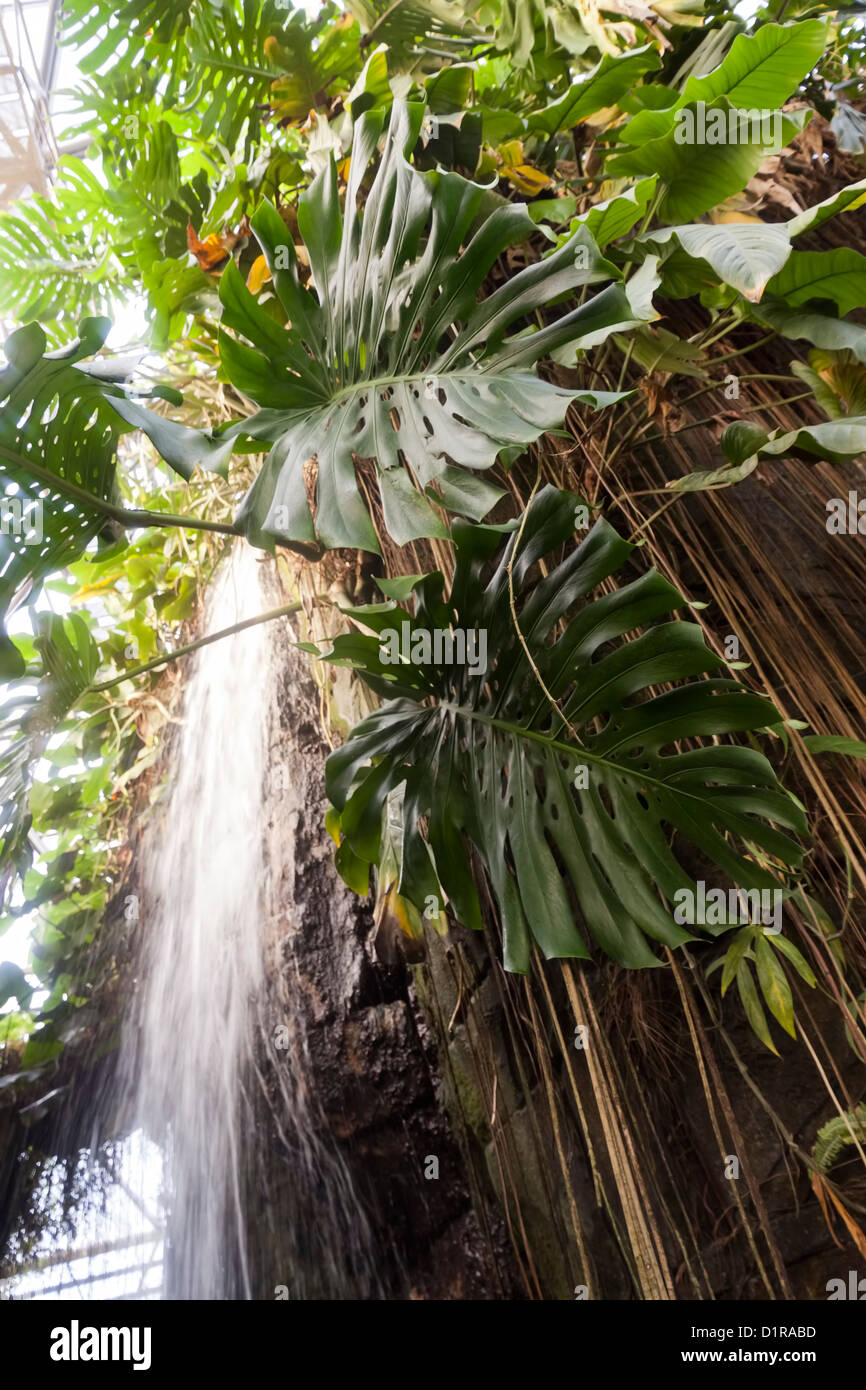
[323,485,806,973]
[0,0,865,1072]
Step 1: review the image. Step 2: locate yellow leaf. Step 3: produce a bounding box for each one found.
[502,164,551,196]
[498,138,524,166]
[246,255,272,294]
[710,210,764,224]
[585,103,620,129]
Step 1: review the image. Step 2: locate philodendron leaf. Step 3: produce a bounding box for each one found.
[530,45,663,136]
[325,486,805,974]
[764,248,866,316]
[676,19,828,109]
[720,416,866,467]
[605,21,826,223]
[219,101,632,555]
[607,101,812,224]
[637,222,792,302]
[615,20,827,150]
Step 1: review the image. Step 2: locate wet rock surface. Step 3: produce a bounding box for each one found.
[256,624,519,1299]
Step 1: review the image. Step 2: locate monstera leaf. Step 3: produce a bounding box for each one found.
[220,101,642,554]
[0,318,232,677]
[345,0,482,63]
[324,487,806,973]
[268,10,362,124]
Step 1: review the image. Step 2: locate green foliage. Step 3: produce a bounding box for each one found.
[220,101,639,553]
[813,1106,866,1173]
[324,487,805,973]
[719,414,866,474]
[0,614,99,908]
[0,319,125,677]
[0,318,231,676]
[1,0,864,1067]
[62,0,293,155]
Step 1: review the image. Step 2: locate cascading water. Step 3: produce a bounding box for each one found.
[119,546,379,1300]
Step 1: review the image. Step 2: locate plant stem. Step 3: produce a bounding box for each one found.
[90,601,303,692]
[639,391,814,445]
[707,332,777,366]
[0,445,241,538]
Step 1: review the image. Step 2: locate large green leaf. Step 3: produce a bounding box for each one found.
[676,19,827,109]
[0,319,232,674]
[324,487,805,973]
[764,249,866,316]
[617,19,827,151]
[637,222,792,301]
[751,300,866,366]
[603,21,825,224]
[221,101,634,553]
[607,101,811,223]
[530,45,663,136]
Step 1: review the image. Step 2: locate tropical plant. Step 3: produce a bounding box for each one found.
[218,100,649,553]
[0,318,234,677]
[324,486,806,972]
[2,1,866,1073]
[0,613,99,909]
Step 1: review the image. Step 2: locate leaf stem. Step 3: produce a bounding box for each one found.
[0,445,241,538]
[90,601,304,692]
[505,471,581,742]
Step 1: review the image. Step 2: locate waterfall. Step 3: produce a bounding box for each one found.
[120,546,379,1300]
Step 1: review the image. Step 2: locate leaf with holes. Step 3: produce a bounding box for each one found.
[323,486,805,973]
[0,318,232,675]
[220,101,635,554]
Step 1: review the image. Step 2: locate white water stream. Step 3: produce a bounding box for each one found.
[117,547,378,1300]
[4,547,380,1301]
[125,547,273,1298]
